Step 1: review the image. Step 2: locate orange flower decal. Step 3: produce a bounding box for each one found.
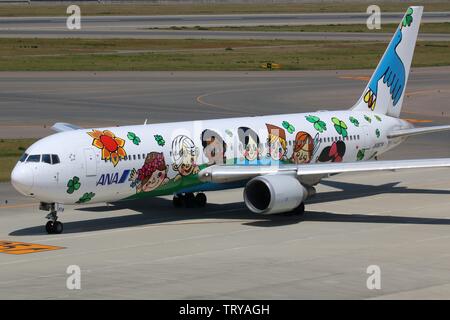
[87,130,126,167]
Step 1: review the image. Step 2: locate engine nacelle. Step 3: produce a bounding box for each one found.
[243,174,308,215]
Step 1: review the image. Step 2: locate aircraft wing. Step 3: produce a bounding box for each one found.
[198,158,450,183]
[388,125,450,139]
[51,122,83,132]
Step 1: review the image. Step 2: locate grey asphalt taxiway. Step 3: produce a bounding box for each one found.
[1,12,450,40]
[0,69,450,299]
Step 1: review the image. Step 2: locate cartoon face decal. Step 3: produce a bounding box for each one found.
[282,121,295,134]
[306,115,327,133]
[201,129,227,165]
[88,130,126,167]
[266,124,287,161]
[332,117,348,138]
[130,152,169,193]
[172,135,199,178]
[317,141,346,163]
[127,132,141,145]
[238,127,260,162]
[291,131,314,164]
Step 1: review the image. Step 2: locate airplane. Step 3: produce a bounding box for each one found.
[10,6,450,234]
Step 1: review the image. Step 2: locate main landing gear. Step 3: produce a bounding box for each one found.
[40,202,64,234]
[173,192,207,208]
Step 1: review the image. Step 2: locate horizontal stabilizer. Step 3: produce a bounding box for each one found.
[388,125,450,139]
[199,158,450,183]
[51,122,83,132]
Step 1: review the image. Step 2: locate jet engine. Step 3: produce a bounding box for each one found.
[243,174,309,215]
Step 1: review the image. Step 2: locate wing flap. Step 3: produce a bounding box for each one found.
[199,159,450,183]
[388,125,450,139]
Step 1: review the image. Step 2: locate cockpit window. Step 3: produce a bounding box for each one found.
[19,153,28,162]
[42,154,51,164]
[26,155,41,163]
[51,154,60,164]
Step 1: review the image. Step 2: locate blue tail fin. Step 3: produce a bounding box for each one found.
[352,6,423,118]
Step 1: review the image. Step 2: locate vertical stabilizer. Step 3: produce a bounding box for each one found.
[351,6,423,117]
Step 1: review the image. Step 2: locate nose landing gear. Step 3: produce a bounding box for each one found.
[173,192,207,208]
[40,202,64,234]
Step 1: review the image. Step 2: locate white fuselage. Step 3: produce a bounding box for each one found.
[11,110,412,205]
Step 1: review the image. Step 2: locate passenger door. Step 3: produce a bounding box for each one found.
[84,148,97,177]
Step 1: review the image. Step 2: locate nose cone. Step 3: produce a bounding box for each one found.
[11,165,34,196]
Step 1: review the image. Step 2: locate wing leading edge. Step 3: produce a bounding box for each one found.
[199,159,450,184]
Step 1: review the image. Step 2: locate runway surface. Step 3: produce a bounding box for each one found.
[0,69,450,299]
[1,13,449,40]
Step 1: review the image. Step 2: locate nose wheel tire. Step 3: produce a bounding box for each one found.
[45,221,63,234]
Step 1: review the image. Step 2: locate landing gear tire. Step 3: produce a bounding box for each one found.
[184,193,196,208]
[45,220,63,234]
[173,192,207,208]
[173,195,183,208]
[195,193,207,207]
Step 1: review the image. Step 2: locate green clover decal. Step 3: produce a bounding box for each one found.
[67,176,81,194]
[374,115,382,122]
[306,115,327,133]
[349,116,359,127]
[402,7,413,28]
[76,192,95,204]
[364,115,372,123]
[154,134,165,146]
[282,121,295,134]
[331,117,348,138]
[376,129,381,138]
[357,149,365,161]
[127,132,141,145]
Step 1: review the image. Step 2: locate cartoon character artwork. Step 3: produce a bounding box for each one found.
[237,127,260,165]
[201,129,227,165]
[317,141,346,163]
[172,135,200,181]
[87,129,126,167]
[129,152,169,193]
[266,124,287,163]
[290,131,320,165]
[363,8,414,110]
